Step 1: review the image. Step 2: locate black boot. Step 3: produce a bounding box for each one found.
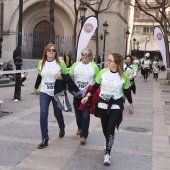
[38,139,48,149]
[59,128,65,138]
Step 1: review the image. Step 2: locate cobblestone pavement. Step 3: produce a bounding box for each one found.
[0,70,170,170]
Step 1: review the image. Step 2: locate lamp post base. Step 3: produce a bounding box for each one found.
[14,72,21,100]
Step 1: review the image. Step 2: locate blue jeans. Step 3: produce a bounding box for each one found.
[73,97,90,138]
[40,92,65,140]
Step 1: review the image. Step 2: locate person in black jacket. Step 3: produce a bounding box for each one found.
[63,51,72,68]
[3,63,15,81]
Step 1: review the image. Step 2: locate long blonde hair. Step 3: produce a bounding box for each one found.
[110,53,124,78]
[41,43,61,71]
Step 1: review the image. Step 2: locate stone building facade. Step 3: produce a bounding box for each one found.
[1,0,132,62]
[0,1,3,38]
[132,0,169,59]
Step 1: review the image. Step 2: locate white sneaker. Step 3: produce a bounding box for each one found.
[103,153,111,166]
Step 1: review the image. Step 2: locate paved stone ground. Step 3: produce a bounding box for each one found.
[0,70,170,170]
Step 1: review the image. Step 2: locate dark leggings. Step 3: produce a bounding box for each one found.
[99,108,122,154]
[21,77,26,84]
[143,69,149,80]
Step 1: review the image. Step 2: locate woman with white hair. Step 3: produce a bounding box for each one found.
[69,48,99,144]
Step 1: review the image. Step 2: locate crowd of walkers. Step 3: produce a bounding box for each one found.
[33,44,165,166]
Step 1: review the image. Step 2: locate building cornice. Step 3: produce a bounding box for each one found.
[134,22,159,26]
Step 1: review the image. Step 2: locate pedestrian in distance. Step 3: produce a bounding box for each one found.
[153,63,159,81]
[3,63,15,81]
[97,55,101,69]
[3,63,28,85]
[124,55,138,94]
[69,48,99,145]
[64,51,72,68]
[34,43,68,149]
[81,53,134,166]
[133,56,140,71]
[152,57,159,67]
[141,52,151,82]
[59,52,64,61]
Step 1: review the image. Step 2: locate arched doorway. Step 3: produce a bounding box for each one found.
[32,21,50,58]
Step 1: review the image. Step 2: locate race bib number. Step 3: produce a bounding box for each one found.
[77,81,88,90]
[101,94,114,100]
[45,82,55,91]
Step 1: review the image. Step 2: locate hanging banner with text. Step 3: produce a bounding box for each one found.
[154,26,167,68]
[76,16,98,61]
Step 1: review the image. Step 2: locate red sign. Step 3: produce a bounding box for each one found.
[83,23,94,33]
[156,32,163,41]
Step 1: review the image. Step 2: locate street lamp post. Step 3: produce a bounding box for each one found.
[136,41,139,57]
[132,38,140,57]
[79,5,87,28]
[125,30,130,58]
[102,22,109,69]
[13,0,23,101]
[144,38,150,55]
[132,38,136,56]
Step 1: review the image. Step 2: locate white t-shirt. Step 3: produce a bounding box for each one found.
[95,69,131,109]
[69,62,99,97]
[143,60,150,69]
[124,63,137,79]
[133,59,139,69]
[153,61,158,66]
[37,60,68,96]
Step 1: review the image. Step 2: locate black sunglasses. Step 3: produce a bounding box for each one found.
[47,49,56,52]
[81,53,91,57]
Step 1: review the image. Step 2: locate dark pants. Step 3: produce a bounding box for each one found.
[21,77,26,84]
[40,92,65,140]
[154,73,158,80]
[99,108,122,154]
[143,68,149,80]
[73,97,90,138]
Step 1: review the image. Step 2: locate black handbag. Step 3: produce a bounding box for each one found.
[94,101,100,118]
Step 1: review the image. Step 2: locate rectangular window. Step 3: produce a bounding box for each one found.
[143,27,153,35]
[141,0,155,3]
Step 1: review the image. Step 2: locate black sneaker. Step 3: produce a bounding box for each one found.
[38,139,48,149]
[59,128,65,138]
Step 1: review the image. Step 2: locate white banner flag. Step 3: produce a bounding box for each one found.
[154,26,167,68]
[76,16,98,61]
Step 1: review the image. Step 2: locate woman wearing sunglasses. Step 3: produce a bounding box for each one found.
[69,48,99,144]
[81,53,134,166]
[34,43,68,149]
